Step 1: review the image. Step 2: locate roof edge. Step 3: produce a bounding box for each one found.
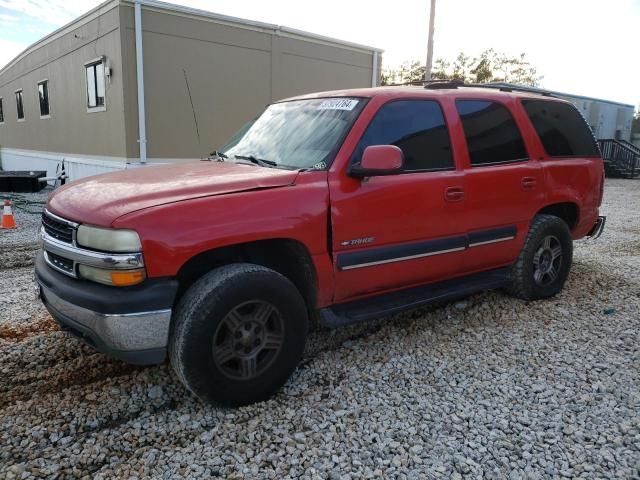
[0,0,119,77]
[0,0,383,77]
[121,0,383,54]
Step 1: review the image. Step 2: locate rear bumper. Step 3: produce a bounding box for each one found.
[586,215,606,240]
[35,253,178,365]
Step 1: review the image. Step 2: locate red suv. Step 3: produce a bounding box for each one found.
[36,84,605,406]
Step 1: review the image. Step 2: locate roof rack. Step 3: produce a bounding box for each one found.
[465,83,555,97]
[423,79,465,89]
[383,80,425,87]
[383,80,555,97]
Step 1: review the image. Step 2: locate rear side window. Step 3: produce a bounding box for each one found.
[521,100,599,157]
[352,100,453,172]
[456,100,527,166]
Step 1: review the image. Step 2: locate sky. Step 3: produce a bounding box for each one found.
[0,0,638,108]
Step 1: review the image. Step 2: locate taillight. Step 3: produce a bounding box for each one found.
[598,165,604,206]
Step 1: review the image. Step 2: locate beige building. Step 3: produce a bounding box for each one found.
[0,0,382,180]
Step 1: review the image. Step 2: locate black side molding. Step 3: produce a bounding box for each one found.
[468,226,516,246]
[337,235,466,271]
[336,226,518,271]
[319,267,511,328]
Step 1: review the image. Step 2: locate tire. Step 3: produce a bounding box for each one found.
[169,263,308,407]
[508,214,573,301]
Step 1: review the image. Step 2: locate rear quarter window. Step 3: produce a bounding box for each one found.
[521,100,600,157]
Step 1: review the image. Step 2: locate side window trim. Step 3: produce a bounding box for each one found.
[15,89,24,121]
[37,79,51,118]
[350,98,456,174]
[84,58,107,113]
[455,98,529,168]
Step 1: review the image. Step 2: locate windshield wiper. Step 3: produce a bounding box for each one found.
[208,150,228,161]
[234,154,278,168]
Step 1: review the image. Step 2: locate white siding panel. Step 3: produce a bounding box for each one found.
[0,148,126,182]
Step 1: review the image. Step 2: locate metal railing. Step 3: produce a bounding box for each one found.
[619,139,640,156]
[598,139,640,178]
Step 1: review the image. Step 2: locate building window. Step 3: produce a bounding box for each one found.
[15,90,24,120]
[456,100,527,166]
[38,80,50,117]
[351,100,454,172]
[85,60,105,110]
[0,98,4,123]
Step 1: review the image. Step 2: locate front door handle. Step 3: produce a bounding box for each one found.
[445,186,465,202]
[521,177,537,190]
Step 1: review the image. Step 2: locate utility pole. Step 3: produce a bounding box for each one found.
[425,0,436,82]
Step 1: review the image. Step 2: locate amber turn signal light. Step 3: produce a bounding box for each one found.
[110,269,146,286]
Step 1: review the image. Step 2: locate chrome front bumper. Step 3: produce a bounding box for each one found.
[35,252,177,365]
[39,282,171,364]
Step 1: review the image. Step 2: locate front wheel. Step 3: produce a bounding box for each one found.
[508,214,573,301]
[169,263,308,407]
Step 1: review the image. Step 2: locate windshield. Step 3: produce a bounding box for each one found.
[221,97,365,170]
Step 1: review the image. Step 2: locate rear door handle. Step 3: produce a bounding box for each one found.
[521,177,537,190]
[445,186,465,202]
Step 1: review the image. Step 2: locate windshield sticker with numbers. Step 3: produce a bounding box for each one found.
[317,99,359,111]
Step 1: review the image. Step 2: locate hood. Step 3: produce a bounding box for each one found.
[48,161,299,226]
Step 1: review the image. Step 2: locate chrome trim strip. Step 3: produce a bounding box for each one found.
[42,228,144,271]
[103,309,172,318]
[43,208,79,228]
[468,236,516,247]
[341,246,466,271]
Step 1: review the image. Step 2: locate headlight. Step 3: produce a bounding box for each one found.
[77,225,142,252]
[78,265,146,287]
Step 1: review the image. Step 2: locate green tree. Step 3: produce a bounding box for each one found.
[384,49,540,87]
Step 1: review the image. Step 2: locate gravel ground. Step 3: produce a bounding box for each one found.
[1,180,639,479]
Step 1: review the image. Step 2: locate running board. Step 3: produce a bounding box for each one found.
[319,267,511,328]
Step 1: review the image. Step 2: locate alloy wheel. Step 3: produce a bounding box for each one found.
[212,300,285,381]
[532,235,563,287]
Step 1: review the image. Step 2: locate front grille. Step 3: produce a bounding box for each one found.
[42,212,74,243]
[46,251,75,274]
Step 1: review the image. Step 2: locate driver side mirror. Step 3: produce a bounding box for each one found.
[349,145,404,178]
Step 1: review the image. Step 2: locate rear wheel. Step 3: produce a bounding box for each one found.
[169,263,308,407]
[508,214,573,300]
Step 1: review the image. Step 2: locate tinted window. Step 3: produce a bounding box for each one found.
[456,100,527,166]
[522,100,599,157]
[352,100,453,172]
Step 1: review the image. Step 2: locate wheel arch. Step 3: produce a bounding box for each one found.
[174,238,318,311]
[536,202,579,230]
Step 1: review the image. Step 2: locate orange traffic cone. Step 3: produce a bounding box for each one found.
[1,200,17,229]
